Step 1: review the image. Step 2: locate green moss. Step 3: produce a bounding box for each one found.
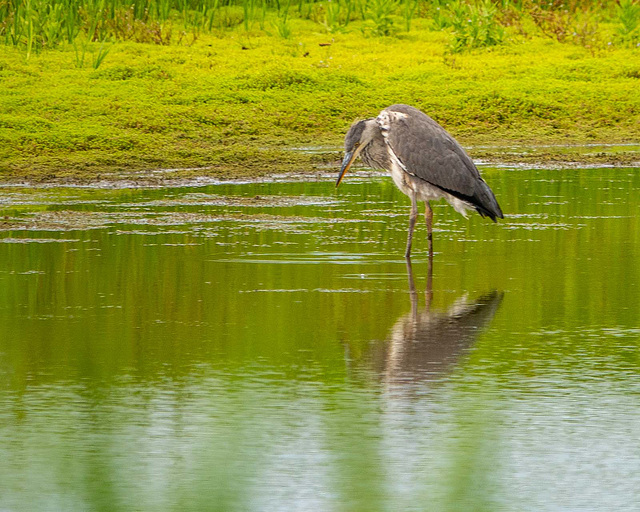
[0,22,639,183]
[90,64,174,81]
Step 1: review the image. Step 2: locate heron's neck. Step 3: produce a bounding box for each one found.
[360,129,389,170]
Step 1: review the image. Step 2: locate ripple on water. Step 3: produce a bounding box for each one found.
[0,237,81,244]
[0,210,362,234]
[117,193,343,208]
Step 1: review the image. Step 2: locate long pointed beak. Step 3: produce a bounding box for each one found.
[336,150,357,187]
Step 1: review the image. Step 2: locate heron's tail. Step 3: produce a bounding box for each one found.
[474,180,504,222]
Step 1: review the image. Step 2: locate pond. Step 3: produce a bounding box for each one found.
[1,166,640,511]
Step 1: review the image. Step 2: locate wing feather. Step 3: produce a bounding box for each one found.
[379,104,503,220]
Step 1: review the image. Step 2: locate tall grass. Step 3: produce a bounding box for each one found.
[0,0,633,56]
[449,0,504,52]
[361,0,398,36]
[320,0,354,33]
[273,0,292,37]
[616,0,640,46]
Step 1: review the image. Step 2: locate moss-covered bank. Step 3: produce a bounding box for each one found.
[1,20,639,184]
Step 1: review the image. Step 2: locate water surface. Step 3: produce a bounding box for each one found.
[1,167,640,511]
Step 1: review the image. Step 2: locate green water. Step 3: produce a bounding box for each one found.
[1,167,640,511]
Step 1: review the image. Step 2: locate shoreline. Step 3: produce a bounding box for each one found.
[2,143,639,189]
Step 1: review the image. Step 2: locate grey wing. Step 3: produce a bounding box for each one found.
[381,104,503,220]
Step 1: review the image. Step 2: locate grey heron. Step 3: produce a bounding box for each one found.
[336,104,503,258]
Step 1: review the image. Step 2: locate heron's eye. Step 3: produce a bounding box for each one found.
[354,142,360,148]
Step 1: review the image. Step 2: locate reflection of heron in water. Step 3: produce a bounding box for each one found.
[370,259,504,386]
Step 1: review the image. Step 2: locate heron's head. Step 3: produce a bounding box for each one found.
[336,118,377,187]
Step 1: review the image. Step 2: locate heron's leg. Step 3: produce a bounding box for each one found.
[425,201,434,258]
[405,194,418,258]
[426,245,433,312]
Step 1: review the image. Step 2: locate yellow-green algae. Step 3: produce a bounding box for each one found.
[1,19,639,184]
